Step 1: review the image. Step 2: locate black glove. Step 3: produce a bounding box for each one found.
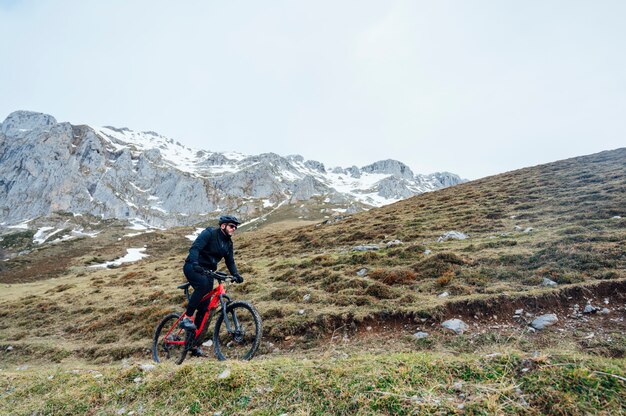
[233,274,244,284]
[192,263,205,274]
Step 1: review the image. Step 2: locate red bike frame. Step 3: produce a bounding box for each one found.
[162,281,227,345]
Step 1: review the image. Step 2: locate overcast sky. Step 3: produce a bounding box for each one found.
[1,1,624,179]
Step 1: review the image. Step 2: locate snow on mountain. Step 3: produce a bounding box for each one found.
[0,111,466,231]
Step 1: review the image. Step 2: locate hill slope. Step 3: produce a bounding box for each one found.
[0,148,624,415]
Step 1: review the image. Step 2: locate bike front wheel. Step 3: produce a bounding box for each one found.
[152,312,188,364]
[213,301,262,361]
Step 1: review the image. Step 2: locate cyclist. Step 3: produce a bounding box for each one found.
[180,215,244,356]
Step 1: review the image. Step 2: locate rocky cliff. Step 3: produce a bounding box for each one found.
[0,111,465,229]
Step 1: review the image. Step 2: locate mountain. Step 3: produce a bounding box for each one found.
[0,147,624,415]
[0,111,465,230]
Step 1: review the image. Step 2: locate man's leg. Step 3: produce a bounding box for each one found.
[184,264,211,314]
[182,263,212,330]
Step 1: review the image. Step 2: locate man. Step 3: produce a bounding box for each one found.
[180,215,244,355]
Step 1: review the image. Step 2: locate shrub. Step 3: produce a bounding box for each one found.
[364,284,394,299]
[369,268,417,285]
[413,252,465,279]
[436,270,455,286]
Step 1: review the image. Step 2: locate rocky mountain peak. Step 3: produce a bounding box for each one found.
[1,111,58,136]
[361,159,415,180]
[0,110,466,230]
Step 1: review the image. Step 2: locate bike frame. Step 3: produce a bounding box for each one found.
[162,281,232,346]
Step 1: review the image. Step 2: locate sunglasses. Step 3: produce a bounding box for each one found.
[226,223,238,230]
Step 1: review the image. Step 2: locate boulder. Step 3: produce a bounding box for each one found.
[413,331,429,339]
[385,240,403,248]
[441,319,469,334]
[542,278,557,287]
[583,305,597,314]
[530,314,558,330]
[437,231,468,242]
[352,245,380,252]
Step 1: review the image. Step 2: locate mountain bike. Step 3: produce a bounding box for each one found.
[152,270,262,364]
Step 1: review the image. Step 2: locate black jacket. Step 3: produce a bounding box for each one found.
[186,227,240,277]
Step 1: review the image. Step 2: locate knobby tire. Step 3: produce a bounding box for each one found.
[213,301,262,361]
[152,312,188,364]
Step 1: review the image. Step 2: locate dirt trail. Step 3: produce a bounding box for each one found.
[271,279,626,359]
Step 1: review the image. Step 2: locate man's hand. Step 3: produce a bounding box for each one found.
[233,274,244,284]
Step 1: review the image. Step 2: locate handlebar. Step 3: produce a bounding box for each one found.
[204,270,234,282]
[178,271,237,302]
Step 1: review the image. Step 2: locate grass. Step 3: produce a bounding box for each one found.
[0,148,625,414]
[1,351,624,415]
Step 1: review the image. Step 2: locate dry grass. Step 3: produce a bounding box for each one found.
[0,149,625,414]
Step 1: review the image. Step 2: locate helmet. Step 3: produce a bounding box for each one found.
[219,215,241,226]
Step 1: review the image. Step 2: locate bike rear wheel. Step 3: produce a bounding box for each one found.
[213,301,262,361]
[152,313,189,364]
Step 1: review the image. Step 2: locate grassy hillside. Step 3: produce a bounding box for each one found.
[1,148,625,415]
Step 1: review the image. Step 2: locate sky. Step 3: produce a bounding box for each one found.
[1,1,625,180]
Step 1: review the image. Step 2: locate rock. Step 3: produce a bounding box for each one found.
[385,239,403,248]
[413,331,429,339]
[423,249,432,255]
[441,319,469,334]
[583,305,597,314]
[6,346,13,351]
[133,377,143,383]
[438,292,450,297]
[304,159,326,173]
[140,364,155,372]
[542,278,558,287]
[514,309,524,315]
[16,365,29,371]
[303,293,311,302]
[361,159,415,180]
[202,340,213,347]
[437,231,468,242]
[530,314,558,330]
[366,326,372,331]
[514,226,523,231]
[218,369,231,379]
[356,268,368,277]
[352,245,380,251]
[0,111,464,229]
[116,408,126,415]
[599,308,610,315]
[612,216,622,219]
[298,309,305,315]
[523,227,533,233]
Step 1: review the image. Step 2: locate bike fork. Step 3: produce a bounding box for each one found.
[219,295,239,334]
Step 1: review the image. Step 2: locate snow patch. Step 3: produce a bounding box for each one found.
[33,227,62,244]
[185,228,204,241]
[7,219,33,230]
[89,247,149,268]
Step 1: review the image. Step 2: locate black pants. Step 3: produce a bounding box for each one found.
[183,262,214,327]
